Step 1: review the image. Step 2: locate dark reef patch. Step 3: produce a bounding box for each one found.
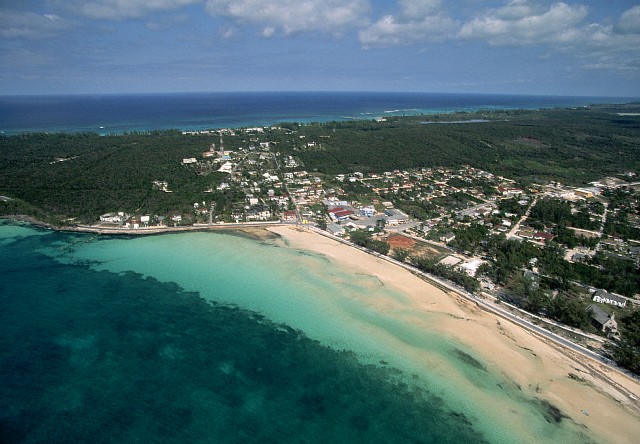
[535,399,570,424]
[453,348,488,372]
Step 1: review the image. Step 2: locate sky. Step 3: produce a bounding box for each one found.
[1,0,640,97]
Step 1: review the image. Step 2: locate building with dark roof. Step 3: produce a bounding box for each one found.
[592,289,627,308]
[587,304,618,335]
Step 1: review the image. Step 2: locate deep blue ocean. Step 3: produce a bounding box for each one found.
[0,91,636,135]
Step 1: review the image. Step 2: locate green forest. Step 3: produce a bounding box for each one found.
[0,131,232,223]
[274,104,640,183]
[1,104,639,224]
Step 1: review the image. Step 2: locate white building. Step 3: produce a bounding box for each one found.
[360,206,375,217]
[218,161,234,173]
[99,213,122,223]
[592,290,627,308]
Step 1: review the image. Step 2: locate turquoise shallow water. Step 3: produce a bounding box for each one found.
[0,221,594,443]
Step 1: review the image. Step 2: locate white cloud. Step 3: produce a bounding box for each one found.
[358,0,640,76]
[618,5,640,34]
[359,14,457,48]
[261,26,275,38]
[0,10,76,38]
[52,0,200,20]
[218,25,237,39]
[397,0,442,20]
[204,0,369,36]
[358,0,456,48]
[491,0,534,20]
[582,58,640,73]
[571,27,640,72]
[453,2,640,72]
[458,2,588,46]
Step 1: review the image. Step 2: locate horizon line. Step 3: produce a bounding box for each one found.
[1,90,639,100]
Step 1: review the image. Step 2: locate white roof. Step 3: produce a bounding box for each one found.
[439,255,462,266]
[460,259,484,276]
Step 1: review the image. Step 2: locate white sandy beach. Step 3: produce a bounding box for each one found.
[269,225,640,444]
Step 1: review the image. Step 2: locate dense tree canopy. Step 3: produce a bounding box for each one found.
[275,107,640,183]
[2,105,640,223]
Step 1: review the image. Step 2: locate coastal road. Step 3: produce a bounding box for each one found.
[308,226,631,376]
[72,220,283,235]
[468,291,608,363]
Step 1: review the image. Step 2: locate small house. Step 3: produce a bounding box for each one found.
[326,223,346,237]
[282,211,297,222]
[440,232,455,243]
[534,232,554,243]
[588,305,618,335]
[360,206,375,217]
[592,289,627,308]
[99,212,122,223]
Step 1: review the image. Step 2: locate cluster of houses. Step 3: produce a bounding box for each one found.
[99,212,164,228]
[96,127,640,345]
[322,199,409,232]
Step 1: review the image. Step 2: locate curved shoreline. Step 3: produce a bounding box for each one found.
[4,215,640,442]
[2,215,285,237]
[4,215,638,378]
[268,225,640,444]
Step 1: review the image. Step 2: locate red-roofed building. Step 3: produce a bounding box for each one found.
[534,232,554,242]
[282,211,297,221]
[333,210,354,221]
